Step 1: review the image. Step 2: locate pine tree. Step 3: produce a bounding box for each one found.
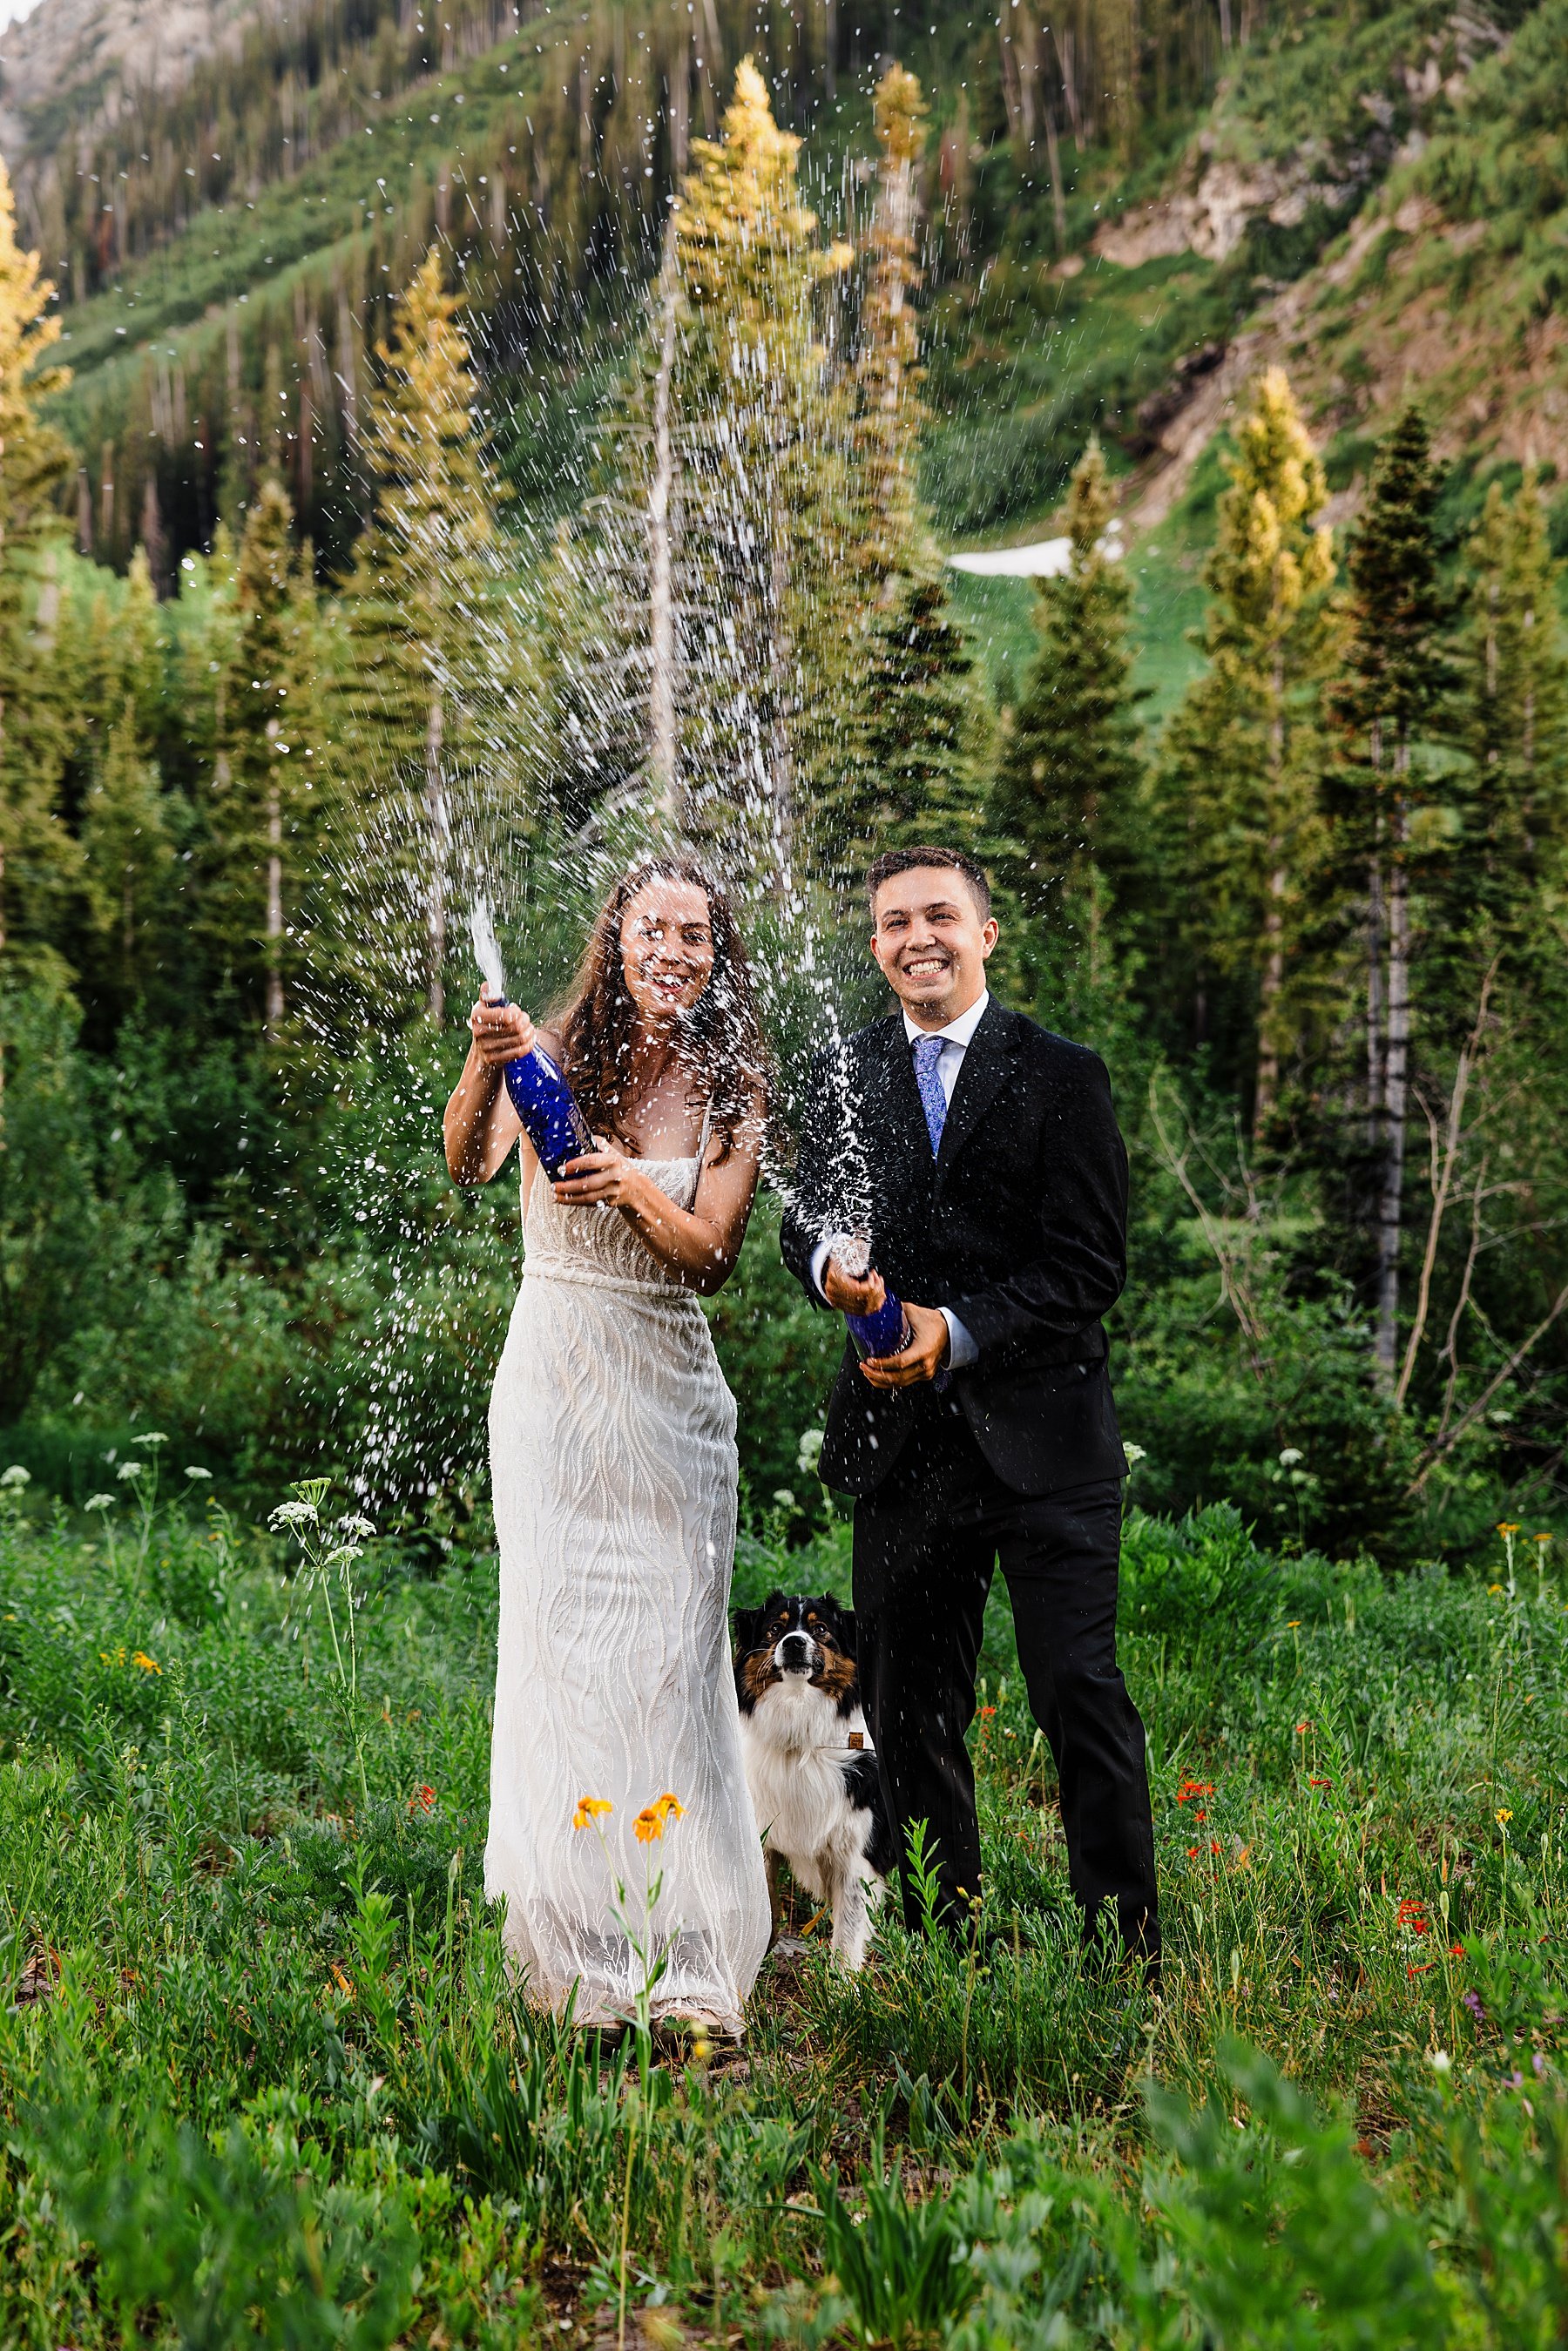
[1326,404,1451,1382]
[666,56,849,886]
[79,701,175,1005]
[1157,367,1335,1126]
[0,156,76,1015]
[1452,473,1568,944]
[994,436,1143,933]
[209,478,320,1036]
[335,248,511,1023]
[817,64,985,888]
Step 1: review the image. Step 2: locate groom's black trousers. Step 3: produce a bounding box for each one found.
[853,1403,1159,1963]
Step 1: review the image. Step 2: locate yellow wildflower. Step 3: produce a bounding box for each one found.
[572,1796,613,1832]
[1497,1807,1514,1827]
[633,1806,666,1844]
[653,1793,685,1823]
[131,1651,161,1674]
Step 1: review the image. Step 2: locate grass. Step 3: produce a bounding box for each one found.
[4,1453,1568,2345]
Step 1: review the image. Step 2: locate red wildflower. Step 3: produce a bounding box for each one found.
[978,1706,997,1718]
[1176,1779,1215,1804]
[408,1784,436,1814]
[1210,1840,1221,1855]
[1309,1777,1334,1788]
[1408,1962,1433,1979]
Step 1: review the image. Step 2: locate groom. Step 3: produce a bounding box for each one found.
[781,847,1159,1968]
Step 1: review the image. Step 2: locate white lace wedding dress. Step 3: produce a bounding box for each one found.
[484,1138,771,2033]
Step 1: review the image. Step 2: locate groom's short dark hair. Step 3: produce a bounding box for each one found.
[867,846,992,922]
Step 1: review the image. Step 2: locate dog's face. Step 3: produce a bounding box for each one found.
[733,1592,858,1713]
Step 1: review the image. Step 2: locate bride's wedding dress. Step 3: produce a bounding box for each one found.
[484,1135,771,2032]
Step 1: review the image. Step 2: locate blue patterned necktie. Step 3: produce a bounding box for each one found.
[912,1033,947,1158]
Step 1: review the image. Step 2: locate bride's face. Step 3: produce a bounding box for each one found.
[619,880,717,1027]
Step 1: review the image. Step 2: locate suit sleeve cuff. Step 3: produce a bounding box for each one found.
[808,1238,835,1307]
[940,1307,978,1369]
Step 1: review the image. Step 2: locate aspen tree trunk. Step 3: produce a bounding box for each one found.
[648,210,681,824]
[1044,102,1067,252]
[425,686,448,1024]
[265,720,284,1037]
[1365,717,1385,1149]
[767,517,794,883]
[1252,648,1288,1136]
[1375,778,1410,1382]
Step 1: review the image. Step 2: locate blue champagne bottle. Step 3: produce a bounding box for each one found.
[490,1000,593,1179]
[828,1233,911,1359]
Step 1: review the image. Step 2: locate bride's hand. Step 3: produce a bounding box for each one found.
[470,988,534,1067]
[552,1144,649,1211]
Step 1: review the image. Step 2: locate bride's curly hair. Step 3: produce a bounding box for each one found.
[554,860,769,1164]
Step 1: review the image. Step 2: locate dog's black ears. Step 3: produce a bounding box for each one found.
[732,1602,768,1652]
[815,1596,856,1655]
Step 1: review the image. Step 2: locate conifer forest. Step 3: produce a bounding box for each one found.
[7,0,1568,2342]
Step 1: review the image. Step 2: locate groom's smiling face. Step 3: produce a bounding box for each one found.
[870,866,998,1030]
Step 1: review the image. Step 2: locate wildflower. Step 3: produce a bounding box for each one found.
[1463,1990,1484,2019]
[1534,2052,1546,2077]
[408,1785,436,1814]
[185,1466,213,1482]
[329,1963,354,1997]
[1186,1845,1199,1859]
[1193,1807,1207,1822]
[572,1796,612,1831]
[1279,1446,1304,1467]
[269,1498,319,1527]
[1294,1721,1312,1735]
[1176,1779,1214,1804]
[771,1488,797,1511]
[130,1651,161,1674]
[1308,1776,1334,1788]
[337,1513,375,1540]
[1497,1807,1514,1827]
[117,1461,145,1482]
[1408,1963,1433,1978]
[796,1428,825,1476]
[1210,1839,1221,1855]
[1536,1532,1553,1545]
[1286,1619,1301,1630]
[0,1464,30,1489]
[84,1494,113,1512]
[1497,1522,1521,1537]
[1396,1898,1427,1926]
[653,1793,685,1823]
[1450,1942,1465,1958]
[1488,1584,1504,1595]
[1122,1441,1147,1468]
[1429,2050,1452,2073]
[634,1806,666,1844]
[132,1432,169,1449]
[979,1705,997,1719]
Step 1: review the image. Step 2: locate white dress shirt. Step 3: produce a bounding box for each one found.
[809,990,990,1369]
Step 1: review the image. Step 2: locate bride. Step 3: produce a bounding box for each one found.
[443,859,771,2037]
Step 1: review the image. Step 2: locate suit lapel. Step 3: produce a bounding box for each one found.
[936,999,1017,1181]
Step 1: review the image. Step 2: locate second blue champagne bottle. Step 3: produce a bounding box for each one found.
[828,1233,911,1359]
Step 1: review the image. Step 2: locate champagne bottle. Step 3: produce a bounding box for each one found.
[497,1020,594,1179]
[469,902,593,1179]
[828,1233,912,1359]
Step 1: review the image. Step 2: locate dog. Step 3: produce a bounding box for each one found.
[733,1592,894,1971]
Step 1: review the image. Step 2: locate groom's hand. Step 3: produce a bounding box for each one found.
[860,1301,950,1388]
[822,1258,884,1316]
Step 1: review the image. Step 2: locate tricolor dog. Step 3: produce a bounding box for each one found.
[733,1592,893,1971]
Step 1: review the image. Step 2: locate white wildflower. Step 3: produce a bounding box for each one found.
[117,1461,145,1483]
[1122,1441,1147,1468]
[795,1428,825,1476]
[0,1465,30,1489]
[84,1494,115,1513]
[133,1431,170,1449]
[772,1488,797,1512]
[185,1466,213,1483]
[1279,1446,1305,1468]
[269,1498,319,1528]
[1428,2050,1452,2074]
[336,1514,375,1540]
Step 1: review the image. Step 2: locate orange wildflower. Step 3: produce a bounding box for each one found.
[573,1796,613,1831]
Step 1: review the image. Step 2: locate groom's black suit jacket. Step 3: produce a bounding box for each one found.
[780,998,1128,1498]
